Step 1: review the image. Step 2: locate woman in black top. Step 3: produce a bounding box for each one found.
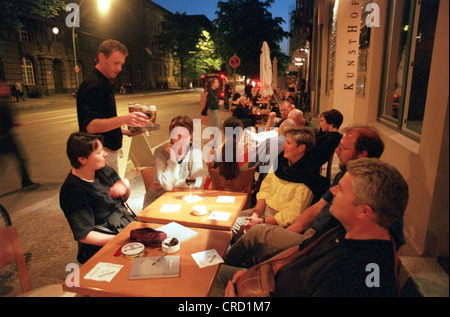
[232,95,255,128]
[312,109,344,166]
[205,77,224,129]
[60,132,135,263]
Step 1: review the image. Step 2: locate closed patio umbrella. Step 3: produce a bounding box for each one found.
[260,41,272,97]
[272,56,278,90]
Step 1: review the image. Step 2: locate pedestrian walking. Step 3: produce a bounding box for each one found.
[205,77,223,129]
[0,81,39,191]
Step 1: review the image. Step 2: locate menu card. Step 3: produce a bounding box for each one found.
[157,222,198,243]
[129,256,180,279]
[182,195,204,203]
[84,262,123,282]
[208,211,232,221]
[216,196,235,203]
[191,249,224,268]
[160,204,182,212]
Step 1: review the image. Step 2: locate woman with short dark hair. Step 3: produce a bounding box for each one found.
[60,132,135,263]
[142,115,203,208]
[312,109,344,166]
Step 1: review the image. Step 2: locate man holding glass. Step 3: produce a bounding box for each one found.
[76,39,149,172]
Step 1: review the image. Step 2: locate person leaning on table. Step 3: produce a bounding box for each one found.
[212,158,408,297]
[223,126,405,269]
[232,126,328,240]
[142,115,203,208]
[60,132,136,264]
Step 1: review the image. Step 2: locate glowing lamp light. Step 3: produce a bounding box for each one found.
[98,0,111,13]
[52,27,59,35]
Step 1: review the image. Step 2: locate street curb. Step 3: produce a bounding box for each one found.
[10,88,203,110]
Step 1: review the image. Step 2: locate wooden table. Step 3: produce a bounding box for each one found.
[62,222,231,297]
[249,112,269,125]
[136,189,247,231]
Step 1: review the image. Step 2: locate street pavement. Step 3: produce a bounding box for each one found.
[0,88,247,296]
[0,88,211,296]
[0,88,333,297]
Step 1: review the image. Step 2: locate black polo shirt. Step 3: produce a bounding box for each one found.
[76,68,122,151]
[275,220,398,297]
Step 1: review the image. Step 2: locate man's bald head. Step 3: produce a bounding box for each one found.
[288,109,306,126]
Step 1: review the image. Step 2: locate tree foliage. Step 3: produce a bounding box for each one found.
[0,0,66,30]
[214,0,290,79]
[157,12,203,89]
[185,30,223,80]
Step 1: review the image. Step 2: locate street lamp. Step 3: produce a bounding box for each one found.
[72,0,111,89]
[98,0,111,14]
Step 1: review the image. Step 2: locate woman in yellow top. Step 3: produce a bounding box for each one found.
[233,126,329,238]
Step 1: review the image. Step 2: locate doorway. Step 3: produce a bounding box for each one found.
[52,59,64,93]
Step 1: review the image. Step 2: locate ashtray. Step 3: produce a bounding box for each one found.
[162,238,180,254]
[121,242,145,258]
[192,205,207,216]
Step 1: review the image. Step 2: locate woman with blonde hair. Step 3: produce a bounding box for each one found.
[233,126,329,240]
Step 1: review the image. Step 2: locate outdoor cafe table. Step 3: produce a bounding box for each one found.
[136,189,247,231]
[249,112,269,125]
[62,221,232,297]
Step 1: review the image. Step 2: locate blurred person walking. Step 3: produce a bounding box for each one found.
[0,81,39,191]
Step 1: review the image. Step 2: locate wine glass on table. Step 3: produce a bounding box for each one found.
[185,172,196,197]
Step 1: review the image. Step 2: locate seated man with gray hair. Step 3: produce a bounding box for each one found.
[213,157,408,297]
[223,126,405,269]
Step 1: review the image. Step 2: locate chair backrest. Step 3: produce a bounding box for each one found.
[208,166,256,210]
[0,226,32,293]
[321,153,334,181]
[1,203,12,227]
[326,153,334,180]
[141,166,156,192]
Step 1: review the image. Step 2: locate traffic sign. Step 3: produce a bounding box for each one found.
[229,55,240,68]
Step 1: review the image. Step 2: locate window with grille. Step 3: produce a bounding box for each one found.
[21,57,35,85]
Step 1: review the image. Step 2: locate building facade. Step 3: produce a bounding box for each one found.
[301,0,448,257]
[0,0,179,96]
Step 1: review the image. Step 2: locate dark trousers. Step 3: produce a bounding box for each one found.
[0,133,32,186]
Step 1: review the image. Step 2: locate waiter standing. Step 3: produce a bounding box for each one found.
[76,39,148,172]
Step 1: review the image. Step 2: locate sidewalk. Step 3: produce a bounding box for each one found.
[8,88,202,109]
[1,91,448,297]
[0,91,233,297]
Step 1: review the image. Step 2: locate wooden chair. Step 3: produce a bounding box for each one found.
[208,166,256,210]
[321,153,335,181]
[141,166,156,192]
[229,105,237,116]
[1,203,12,227]
[0,207,76,297]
